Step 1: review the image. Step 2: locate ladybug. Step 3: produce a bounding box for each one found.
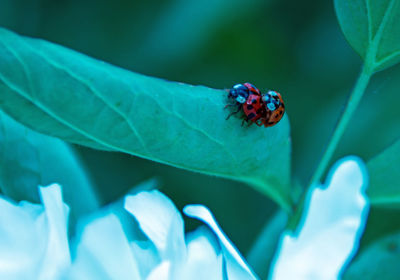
[242,94,264,124]
[225,83,285,127]
[225,83,261,120]
[258,90,285,127]
[262,90,285,127]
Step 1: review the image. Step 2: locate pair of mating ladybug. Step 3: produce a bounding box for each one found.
[225,83,285,127]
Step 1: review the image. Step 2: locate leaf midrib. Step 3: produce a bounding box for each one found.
[0,73,249,182]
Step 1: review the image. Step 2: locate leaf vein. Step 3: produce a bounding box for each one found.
[371,0,395,51]
[376,49,400,68]
[17,40,151,155]
[365,0,372,43]
[149,94,239,164]
[0,71,121,152]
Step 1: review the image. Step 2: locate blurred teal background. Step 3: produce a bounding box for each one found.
[1,0,400,256]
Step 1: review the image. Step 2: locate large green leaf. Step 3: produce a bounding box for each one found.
[335,0,400,71]
[0,111,99,220]
[344,231,400,279]
[0,28,292,210]
[367,139,400,207]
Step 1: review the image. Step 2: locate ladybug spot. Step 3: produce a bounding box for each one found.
[248,113,256,119]
[252,99,257,104]
[268,121,275,125]
[247,105,254,110]
[279,111,283,115]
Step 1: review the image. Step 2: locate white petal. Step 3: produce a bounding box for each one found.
[38,184,71,280]
[0,197,44,279]
[175,226,223,280]
[130,240,160,279]
[271,156,370,280]
[184,205,258,280]
[124,191,186,262]
[0,184,70,280]
[146,261,171,280]
[67,213,141,280]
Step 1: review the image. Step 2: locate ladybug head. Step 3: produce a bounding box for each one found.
[228,84,250,104]
[262,90,285,125]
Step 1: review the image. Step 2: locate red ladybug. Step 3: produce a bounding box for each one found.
[242,82,261,95]
[225,83,261,120]
[242,94,264,124]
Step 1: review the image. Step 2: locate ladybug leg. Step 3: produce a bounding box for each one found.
[224,102,237,109]
[241,116,250,126]
[255,120,263,127]
[226,106,241,120]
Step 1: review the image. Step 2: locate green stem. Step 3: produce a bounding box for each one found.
[286,63,374,231]
[309,64,373,187]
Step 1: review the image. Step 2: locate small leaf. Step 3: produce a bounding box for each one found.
[343,231,400,279]
[0,111,99,220]
[0,28,292,210]
[335,0,400,71]
[367,139,400,207]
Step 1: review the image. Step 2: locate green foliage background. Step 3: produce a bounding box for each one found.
[0,0,400,277]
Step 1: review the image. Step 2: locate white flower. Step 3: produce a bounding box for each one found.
[0,184,70,280]
[66,190,258,280]
[270,156,370,280]
[0,156,369,280]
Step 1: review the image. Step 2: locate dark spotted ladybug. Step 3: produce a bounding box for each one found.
[259,90,285,127]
